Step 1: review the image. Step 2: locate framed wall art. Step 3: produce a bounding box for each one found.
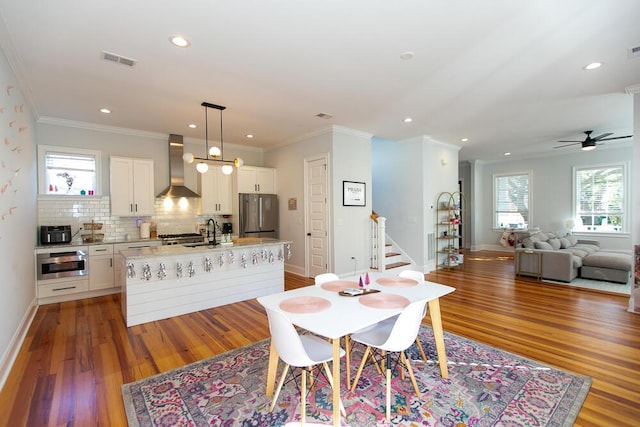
[343,180,366,206]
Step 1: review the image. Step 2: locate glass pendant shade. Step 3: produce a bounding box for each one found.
[183,152,195,163]
[221,164,233,175]
[196,161,209,173]
[209,146,221,157]
[233,157,244,167]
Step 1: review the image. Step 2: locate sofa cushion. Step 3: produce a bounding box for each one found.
[568,234,578,246]
[582,252,632,272]
[559,237,571,249]
[534,241,553,250]
[561,248,588,258]
[571,255,583,269]
[548,238,561,250]
[573,243,599,254]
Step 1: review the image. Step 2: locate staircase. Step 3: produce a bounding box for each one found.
[370,211,414,272]
[383,241,411,271]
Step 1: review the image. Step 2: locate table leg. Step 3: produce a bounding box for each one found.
[332,338,341,426]
[428,298,449,379]
[266,339,279,396]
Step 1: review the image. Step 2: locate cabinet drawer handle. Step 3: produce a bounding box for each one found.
[95,248,107,252]
[53,286,76,292]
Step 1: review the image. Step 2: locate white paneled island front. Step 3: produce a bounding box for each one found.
[120,239,291,326]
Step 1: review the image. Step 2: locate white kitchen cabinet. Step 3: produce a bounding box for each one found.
[89,244,114,290]
[198,165,233,215]
[110,156,155,216]
[237,166,276,194]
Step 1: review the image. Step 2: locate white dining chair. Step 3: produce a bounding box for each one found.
[349,299,428,422]
[314,272,339,286]
[398,269,429,363]
[265,307,346,424]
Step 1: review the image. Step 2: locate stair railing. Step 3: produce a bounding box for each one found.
[370,212,386,271]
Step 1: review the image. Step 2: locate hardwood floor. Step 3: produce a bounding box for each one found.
[1,251,638,426]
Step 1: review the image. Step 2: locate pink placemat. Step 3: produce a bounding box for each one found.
[376,277,419,287]
[279,296,332,314]
[321,280,358,292]
[359,293,410,309]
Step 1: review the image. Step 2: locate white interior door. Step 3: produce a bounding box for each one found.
[305,155,329,278]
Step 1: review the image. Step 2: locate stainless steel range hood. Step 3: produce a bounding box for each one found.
[157,134,201,198]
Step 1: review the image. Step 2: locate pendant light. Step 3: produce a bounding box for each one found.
[182,102,244,175]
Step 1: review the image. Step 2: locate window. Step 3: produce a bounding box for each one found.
[494,172,530,229]
[38,145,102,195]
[573,164,627,233]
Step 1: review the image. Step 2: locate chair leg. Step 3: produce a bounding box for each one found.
[322,362,346,417]
[350,346,371,392]
[402,352,421,397]
[269,364,290,412]
[301,368,306,425]
[415,337,428,363]
[385,354,391,422]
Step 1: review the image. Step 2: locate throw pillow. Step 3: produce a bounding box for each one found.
[534,241,553,250]
[522,238,535,249]
[536,232,549,242]
[549,238,561,250]
[559,237,571,249]
[568,235,578,246]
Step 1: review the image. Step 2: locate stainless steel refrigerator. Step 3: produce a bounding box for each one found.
[239,193,279,238]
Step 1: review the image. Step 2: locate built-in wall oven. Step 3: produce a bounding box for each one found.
[37,249,88,280]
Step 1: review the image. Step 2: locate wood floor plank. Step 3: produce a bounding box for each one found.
[0,250,638,427]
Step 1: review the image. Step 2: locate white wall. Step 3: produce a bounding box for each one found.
[264,128,332,276]
[475,145,633,251]
[0,48,38,387]
[331,127,372,275]
[266,126,373,277]
[372,135,460,271]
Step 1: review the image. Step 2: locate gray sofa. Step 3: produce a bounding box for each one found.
[514,231,631,283]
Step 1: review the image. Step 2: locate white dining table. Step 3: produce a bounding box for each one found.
[257,271,455,426]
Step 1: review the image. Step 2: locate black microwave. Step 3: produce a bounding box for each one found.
[40,225,72,245]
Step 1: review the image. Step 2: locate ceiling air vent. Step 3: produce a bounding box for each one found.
[629,45,640,59]
[101,50,136,67]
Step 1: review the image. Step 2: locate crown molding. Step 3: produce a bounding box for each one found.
[625,83,640,95]
[37,116,166,140]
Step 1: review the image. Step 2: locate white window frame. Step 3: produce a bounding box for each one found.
[493,171,531,230]
[572,162,629,234]
[37,145,102,196]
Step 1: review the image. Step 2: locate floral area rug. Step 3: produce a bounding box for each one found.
[122,326,591,426]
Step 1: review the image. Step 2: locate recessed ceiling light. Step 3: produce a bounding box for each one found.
[246,134,254,139]
[99,108,111,114]
[169,35,190,48]
[403,117,413,123]
[504,152,511,156]
[188,123,197,129]
[583,62,602,70]
[461,138,469,142]
[400,51,415,60]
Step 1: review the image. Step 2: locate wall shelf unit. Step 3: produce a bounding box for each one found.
[435,191,464,270]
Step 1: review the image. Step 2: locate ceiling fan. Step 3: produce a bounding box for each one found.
[553,130,633,151]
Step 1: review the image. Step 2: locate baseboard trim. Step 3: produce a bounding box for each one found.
[0,297,37,391]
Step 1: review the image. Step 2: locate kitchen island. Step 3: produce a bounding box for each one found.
[120,239,291,326]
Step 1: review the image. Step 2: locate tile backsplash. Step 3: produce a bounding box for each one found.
[38,196,225,241]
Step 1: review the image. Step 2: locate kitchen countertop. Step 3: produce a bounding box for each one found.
[35,237,163,250]
[120,238,291,260]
